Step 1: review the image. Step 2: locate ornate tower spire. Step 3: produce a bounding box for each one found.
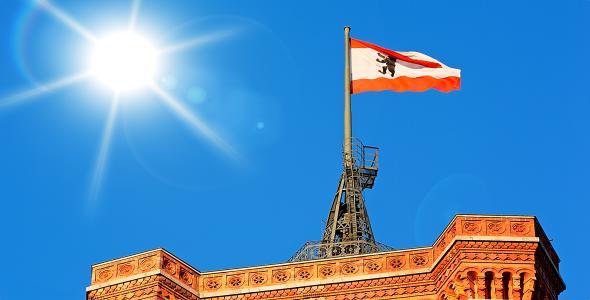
[320,140,383,254]
[289,27,391,262]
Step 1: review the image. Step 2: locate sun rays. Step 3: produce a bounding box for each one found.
[158,29,237,55]
[89,93,120,205]
[128,0,142,31]
[0,71,92,107]
[36,0,98,43]
[150,83,239,160]
[2,0,239,205]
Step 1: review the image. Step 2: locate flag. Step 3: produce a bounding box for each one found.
[350,38,461,94]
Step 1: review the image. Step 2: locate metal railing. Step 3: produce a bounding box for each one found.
[343,138,379,190]
[288,239,393,262]
[343,138,379,171]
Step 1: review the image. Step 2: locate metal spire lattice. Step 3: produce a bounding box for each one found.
[289,27,392,262]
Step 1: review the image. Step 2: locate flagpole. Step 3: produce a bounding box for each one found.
[344,26,352,166]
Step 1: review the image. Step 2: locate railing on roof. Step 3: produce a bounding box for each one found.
[288,239,394,262]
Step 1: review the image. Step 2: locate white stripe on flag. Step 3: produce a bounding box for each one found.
[351,48,460,81]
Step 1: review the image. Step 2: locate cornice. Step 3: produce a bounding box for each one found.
[86,214,565,299]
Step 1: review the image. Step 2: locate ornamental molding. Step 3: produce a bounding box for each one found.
[87,274,160,299]
[86,268,198,298]
[86,238,544,298]
[198,237,540,298]
[86,236,544,298]
[86,215,565,299]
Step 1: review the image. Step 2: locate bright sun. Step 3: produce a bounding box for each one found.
[0,1,239,202]
[91,32,157,91]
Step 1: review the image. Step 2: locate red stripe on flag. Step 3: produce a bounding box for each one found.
[351,39,442,68]
[351,76,460,94]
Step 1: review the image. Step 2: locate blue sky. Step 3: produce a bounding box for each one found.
[0,0,588,298]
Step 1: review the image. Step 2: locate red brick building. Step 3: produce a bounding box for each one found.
[86,214,565,300]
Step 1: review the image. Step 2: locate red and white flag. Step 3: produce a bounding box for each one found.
[351,39,461,94]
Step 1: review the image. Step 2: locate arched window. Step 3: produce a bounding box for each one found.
[502,272,511,299]
[484,271,494,299]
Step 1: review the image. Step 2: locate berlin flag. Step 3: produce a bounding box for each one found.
[350,38,461,94]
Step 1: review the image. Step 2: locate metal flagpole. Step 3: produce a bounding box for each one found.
[288,26,388,261]
[343,26,352,166]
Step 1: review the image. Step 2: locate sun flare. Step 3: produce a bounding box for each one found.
[1,0,238,203]
[90,32,157,91]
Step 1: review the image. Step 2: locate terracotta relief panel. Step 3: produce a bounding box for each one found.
[387,255,407,271]
[485,220,506,235]
[249,271,268,286]
[340,261,360,275]
[138,255,157,272]
[318,264,336,278]
[462,219,483,234]
[363,259,383,273]
[226,273,245,288]
[271,269,291,283]
[410,252,429,268]
[162,256,177,275]
[204,276,222,291]
[117,261,136,277]
[511,221,531,236]
[95,266,115,283]
[294,267,313,280]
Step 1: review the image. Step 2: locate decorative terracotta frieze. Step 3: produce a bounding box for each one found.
[87,215,564,300]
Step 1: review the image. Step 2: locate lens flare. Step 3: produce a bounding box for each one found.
[91,32,157,91]
[150,83,240,161]
[88,94,120,205]
[158,30,236,55]
[37,0,97,43]
[0,71,91,107]
[128,0,142,31]
[0,0,242,205]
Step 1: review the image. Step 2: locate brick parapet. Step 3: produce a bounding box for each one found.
[86,215,565,300]
[89,249,200,296]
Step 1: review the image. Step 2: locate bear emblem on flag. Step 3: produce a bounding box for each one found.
[376,53,396,77]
